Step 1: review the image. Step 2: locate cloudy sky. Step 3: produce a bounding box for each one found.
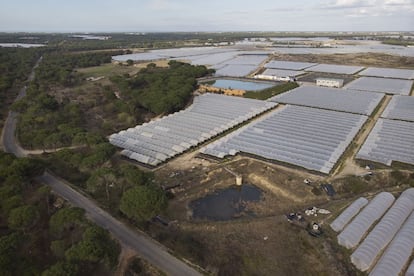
[1,0,413,32]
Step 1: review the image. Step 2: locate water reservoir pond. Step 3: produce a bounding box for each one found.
[190,184,262,221]
[212,79,274,91]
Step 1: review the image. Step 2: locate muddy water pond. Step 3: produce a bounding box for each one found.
[190,184,262,221]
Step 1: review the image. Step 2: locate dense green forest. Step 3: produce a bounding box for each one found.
[11,50,127,149]
[0,152,120,275]
[12,90,88,149]
[42,145,167,218]
[0,48,41,126]
[112,61,214,114]
[34,50,127,87]
[13,57,212,149]
[0,43,169,274]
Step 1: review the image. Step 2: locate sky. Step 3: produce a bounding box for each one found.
[0,0,413,32]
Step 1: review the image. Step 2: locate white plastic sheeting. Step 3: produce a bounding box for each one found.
[359,67,414,80]
[406,260,414,276]
[356,119,414,166]
[381,95,414,122]
[351,188,414,271]
[200,105,367,174]
[269,85,384,115]
[112,47,236,62]
[264,60,317,70]
[305,64,364,75]
[262,68,304,77]
[109,94,276,166]
[337,192,395,249]
[369,205,414,276]
[330,197,369,232]
[224,54,268,66]
[215,64,259,77]
[345,77,413,95]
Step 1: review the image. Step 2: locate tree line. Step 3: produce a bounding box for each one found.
[0,48,41,126]
[112,60,214,115]
[43,145,167,222]
[11,50,128,149]
[34,50,126,87]
[0,152,120,275]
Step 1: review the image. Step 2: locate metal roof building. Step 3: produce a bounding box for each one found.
[330,197,368,232]
[109,94,276,166]
[351,188,414,271]
[337,192,395,249]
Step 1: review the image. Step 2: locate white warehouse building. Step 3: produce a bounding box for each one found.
[316,78,344,88]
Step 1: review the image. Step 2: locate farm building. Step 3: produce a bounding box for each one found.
[316,78,344,88]
[254,68,303,81]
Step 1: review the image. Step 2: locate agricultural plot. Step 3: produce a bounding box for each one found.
[224,54,268,66]
[264,60,317,70]
[407,260,414,276]
[200,105,367,174]
[359,67,414,80]
[356,119,414,166]
[369,211,414,276]
[185,51,241,67]
[332,189,414,275]
[214,64,259,77]
[330,197,368,232]
[109,94,276,166]
[297,72,356,85]
[305,64,364,75]
[262,68,304,77]
[381,95,414,122]
[112,52,164,62]
[337,192,395,249]
[269,85,384,115]
[112,47,238,63]
[351,188,414,271]
[345,77,413,95]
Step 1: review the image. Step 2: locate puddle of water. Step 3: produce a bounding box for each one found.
[190,184,262,221]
